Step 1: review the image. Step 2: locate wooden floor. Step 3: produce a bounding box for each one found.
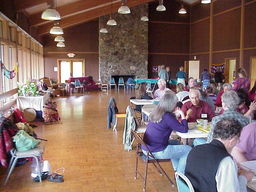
[0,89,177,192]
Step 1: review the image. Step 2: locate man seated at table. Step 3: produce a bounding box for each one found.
[207,90,250,142]
[153,79,170,99]
[185,118,254,192]
[231,121,256,163]
[181,89,214,122]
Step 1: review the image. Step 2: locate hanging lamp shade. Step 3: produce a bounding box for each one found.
[41,9,61,20]
[99,28,108,33]
[156,0,166,11]
[118,2,131,14]
[179,6,187,14]
[140,16,149,22]
[67,53,75,58]
[54,36,65,42]
[201,0,211,4]
[57,42,65,47]
[50,26,63,35]
[107,18,117,26]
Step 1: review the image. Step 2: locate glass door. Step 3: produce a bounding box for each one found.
[60,60,71,83]
[58,59,84,83]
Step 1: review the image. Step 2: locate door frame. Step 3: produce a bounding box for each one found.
[57,59,85,83]
[224,57,237,83]
[250,56,256,89]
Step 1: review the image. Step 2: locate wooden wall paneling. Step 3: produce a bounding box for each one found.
[190,3,210,23]
[190,20,210,53]
[213,0,241,14]
[244,50,256,74]
[212,51,240,65]
[148,54,189,78]
[209,2,213,68]
[240,0,245,67]
[244,2,256,48]
[148,23,189,53]
[212,9,241,51]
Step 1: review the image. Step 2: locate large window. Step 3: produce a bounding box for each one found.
[0,14,44,94]
[58,59,85,83]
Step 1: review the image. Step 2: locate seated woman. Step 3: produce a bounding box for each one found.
[153,79,170,99]
[142,90,192,173]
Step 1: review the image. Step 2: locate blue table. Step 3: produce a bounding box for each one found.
[134,79,177,85]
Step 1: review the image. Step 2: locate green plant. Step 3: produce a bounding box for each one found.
[18,81,39,96]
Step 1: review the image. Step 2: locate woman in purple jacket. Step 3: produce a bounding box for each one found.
[142,90,192,173]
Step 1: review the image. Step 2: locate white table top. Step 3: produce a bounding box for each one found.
[176,122,209,139]
[141,104,156,116]
[130,99,158,106]
[175,129,208,139]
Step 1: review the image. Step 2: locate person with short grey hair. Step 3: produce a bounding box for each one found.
[153,79,170,99]
[207,90,250,142]
[215,83,232,107]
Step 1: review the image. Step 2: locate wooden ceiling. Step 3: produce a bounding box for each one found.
[14,0,199,36]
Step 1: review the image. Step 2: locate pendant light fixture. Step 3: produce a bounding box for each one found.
[67,53,75,58]
[140,0,149,22]
[118,0,131,14]
[41,0,61,21]
[50,23,63,35]
[141,16,149,22]
[107,0,117,26]
[99,27,108,33]
[201,0,211,4]
[54,36,65,42]
[56,42,65,47]
[179,3,187,14]
[156,0,166,12]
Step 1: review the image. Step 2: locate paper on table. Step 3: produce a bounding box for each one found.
[240,160,256,174]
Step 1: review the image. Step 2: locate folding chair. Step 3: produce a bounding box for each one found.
[146,82,157,98]
[109,77,116,89]
[4,147,43,185]
[131,130,175,192]
[175,172,195,192]
[118,77,125,90]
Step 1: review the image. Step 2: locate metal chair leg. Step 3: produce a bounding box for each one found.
[34,156,42,182]
[4,157,18,185]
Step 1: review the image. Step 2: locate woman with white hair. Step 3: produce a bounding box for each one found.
[153,79,170,99]
[142,90,192,172]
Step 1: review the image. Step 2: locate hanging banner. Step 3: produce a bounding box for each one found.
[210,63,225,74]
[1,61,16,79]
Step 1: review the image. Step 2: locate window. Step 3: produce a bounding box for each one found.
[0,20,3,38]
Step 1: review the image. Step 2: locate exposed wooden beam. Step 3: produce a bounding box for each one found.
[14,0,48,11]
[37,0,154,36]
[30,0,116,27]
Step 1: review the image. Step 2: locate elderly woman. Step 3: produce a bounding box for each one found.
[142,90,191,172]
[153,79,170,99]
[181,88,214,122]
[233,67,250,92]
[215,83,232,107]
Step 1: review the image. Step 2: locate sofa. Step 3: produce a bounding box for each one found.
[68,77,100,91]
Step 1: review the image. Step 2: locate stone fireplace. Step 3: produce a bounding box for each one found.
[99,4,148,83]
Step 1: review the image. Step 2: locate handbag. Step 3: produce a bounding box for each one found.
[13,130,40,151]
